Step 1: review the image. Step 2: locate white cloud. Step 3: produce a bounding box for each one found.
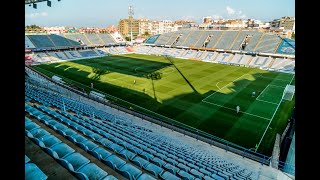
[181,15,197,21]
[226,6,235,15]
[212,15,223,19]
[26,12,48,18]
[237,14,247,19]
[238,11,242,15]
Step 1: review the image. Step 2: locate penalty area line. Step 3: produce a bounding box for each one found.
[202,73,250,102]
[202,100,271,121]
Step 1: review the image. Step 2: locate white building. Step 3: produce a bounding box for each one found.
[43,26,66,34]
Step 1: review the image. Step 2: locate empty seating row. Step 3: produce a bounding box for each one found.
[25,116,116,180]
[25,82,256,179]
[25,155,47,180]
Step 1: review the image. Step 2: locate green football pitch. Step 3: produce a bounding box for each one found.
[33,53,295,155]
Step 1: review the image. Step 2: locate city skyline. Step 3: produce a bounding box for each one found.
[25,0,295,27]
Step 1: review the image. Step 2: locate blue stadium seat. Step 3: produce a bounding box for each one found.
[89,147,112,161]
[75,163,109,180]
[25,121,40,131]
[107,143,124,153]
[98,138,114,147]
[26,128,50,139]
[140,151,154,161]
[144,163,164,177]
[46,143,75,159]
[68,133,88,144]
[102,155,126,170]
[137,173,157,180]
[78,139,99,152]
[199,168,211,176]
[203,176,215,180]
[150,157,166,167]
[132,156,150,168]
[59,152,90,172]
[37,134,62,148]
[116,163,143,180]
[25,163,47,180]
[119,149,137,160]
[190,169,204,179]
[25,155,31,164]
[177,170,195,180]
[163,163,180,175]
[212,174,225,180]
[166,158,178,166]
[160,171,181,180]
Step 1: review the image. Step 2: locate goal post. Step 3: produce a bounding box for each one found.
[282,85,295,101]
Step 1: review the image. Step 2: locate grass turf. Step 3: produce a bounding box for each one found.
[33,53,295,155]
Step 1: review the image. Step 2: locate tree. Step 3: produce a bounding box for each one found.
[125,36,131,41]
[291,32,295,40]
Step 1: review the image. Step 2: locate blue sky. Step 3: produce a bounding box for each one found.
[25,0,295,27]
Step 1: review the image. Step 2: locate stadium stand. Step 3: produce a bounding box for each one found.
[214,53,234,63]
[64,51,83,59]
[47,52,69,61]
[144,30,293,56]
[84,33,104,45]
[25,77,263,180]
[102,47,120,54]
[27,35,56,48]
[193,50,207,60]
[214,31,240,49]
[36,53,52,63]
[163,48,186,57]
[248,56,274,68]
[25,36,36,49]
[229,54,253,66]
[230,31,251,50]
[201,51,219,62]
[93,48,109,56]
[134,46,153,54]
[204,31,224,48]
[254,34,282,53]
[49,34,73,47]
[115,46,129,54]
[62,34,82,46]
[270,58,295,71]
[276,38,295,55]
[243,32,264,51]
[25,155,47,180]
[174,30,192,47]
[145,34,160,44]
[153,32,173,45]
[165,31,181,46]
[181,50,197,59]
[98,34,117,44]
[182,30,203,47]
[78,50,99,58]
[148,46,166,55]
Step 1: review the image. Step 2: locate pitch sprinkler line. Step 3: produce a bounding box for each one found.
[255,74,295,152]
[202,73,250,102]
[202,100,271,121]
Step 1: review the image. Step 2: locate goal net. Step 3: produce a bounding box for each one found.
[282,85,295,101]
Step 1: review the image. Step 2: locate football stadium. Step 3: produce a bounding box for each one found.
[25,0,295,179]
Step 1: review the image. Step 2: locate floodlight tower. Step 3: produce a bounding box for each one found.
[128,5,134,44]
